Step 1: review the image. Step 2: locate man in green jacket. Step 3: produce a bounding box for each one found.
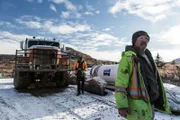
[115,31,171,120]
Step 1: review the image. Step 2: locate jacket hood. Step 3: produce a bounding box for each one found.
[125,45,151,56]
[125,45,137,53]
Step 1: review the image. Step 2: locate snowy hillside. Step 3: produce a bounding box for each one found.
[0,78,180,120]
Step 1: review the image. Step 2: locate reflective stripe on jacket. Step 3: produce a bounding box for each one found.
[115,55,149,101]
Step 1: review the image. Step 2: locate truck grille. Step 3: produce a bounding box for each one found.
[33,49,57,65]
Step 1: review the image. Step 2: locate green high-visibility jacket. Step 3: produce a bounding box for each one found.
[115,50,171,120]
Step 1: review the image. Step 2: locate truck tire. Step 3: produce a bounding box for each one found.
[55,71,70,88]
[14,71,31,90]
[63,71,70,87]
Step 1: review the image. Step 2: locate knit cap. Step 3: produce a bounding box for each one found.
[132,31,150,46]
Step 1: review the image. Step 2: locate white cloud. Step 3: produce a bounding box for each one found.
[61,11,70,19]
[50,4,57,12]
[0,41,20,54]
[15,16,90,34]
[96,11,100,14]
[103,28,111,31]
[75,13,82,18]
[37,0,43,3]
[0,31,31,42]
[5,2,16,8]
[152,14,166,22]
[86,4,94,11]
[147,24,180,61]
[43,21,53,28]
[174,0,180,6]
[84,3,96,17]
[66,32,127,62]
[108,0,177,22]
[0,31,32,54]
[51,0,81,19]
[27,0,43,3]
[42,21,91,34]
[75,24,91,32]
[83,50,121,62]
[27,0,34,2]
[16,19,41,29]
[51,25,75,34]
[68,32,128,57]
[159,24,180,44]
[84,12,94,16]
[51,0,66,4]
[60,11,81,19]
[65,1,76,11]
[0,21,16,28]
[47,24,91,34]
[57,33,122,62]
[19,15,41,22]
[93,33,118,41]
[51,0,76,11]
[139,4,170,15]
[78,5,83,10]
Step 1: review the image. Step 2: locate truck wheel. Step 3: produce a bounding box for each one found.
[14,71,31,90]
[63,71,70,87]
[55,71,70,88]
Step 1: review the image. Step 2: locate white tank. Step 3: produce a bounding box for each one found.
[90,64,119,83]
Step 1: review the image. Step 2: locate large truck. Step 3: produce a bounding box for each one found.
[13,37,70,89]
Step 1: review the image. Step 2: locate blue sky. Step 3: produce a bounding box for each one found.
[0,0,180,62]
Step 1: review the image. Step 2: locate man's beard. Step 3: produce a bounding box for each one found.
[140,43,147,51]
[135,42,147,54]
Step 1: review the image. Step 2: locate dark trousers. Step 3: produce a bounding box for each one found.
[76,76,85,94]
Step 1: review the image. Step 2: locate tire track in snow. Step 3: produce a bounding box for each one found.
[50,88,116,120]
[0,96,28,120]
[90,95,116,108]
[45,89,88,120]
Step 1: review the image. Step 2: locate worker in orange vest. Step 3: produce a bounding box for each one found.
[73,56,87,96]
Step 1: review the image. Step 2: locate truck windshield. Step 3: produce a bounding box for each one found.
[28,40,60,48]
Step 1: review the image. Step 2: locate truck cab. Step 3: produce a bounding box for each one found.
[14,37,70,90]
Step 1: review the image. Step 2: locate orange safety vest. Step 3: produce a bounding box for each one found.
[115,56,149,102]
[73,60,87,75]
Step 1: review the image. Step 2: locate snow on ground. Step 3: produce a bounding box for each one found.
[0,78,180,120]
[164,83,180,96]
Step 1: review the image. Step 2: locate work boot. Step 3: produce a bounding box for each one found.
[76,93,80,96]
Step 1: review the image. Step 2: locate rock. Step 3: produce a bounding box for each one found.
[84,77,107,95]
[69,71,77,85]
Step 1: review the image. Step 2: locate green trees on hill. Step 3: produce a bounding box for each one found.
[155,53,165,68]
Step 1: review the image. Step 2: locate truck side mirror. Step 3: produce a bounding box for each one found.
[20,41,24,50]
